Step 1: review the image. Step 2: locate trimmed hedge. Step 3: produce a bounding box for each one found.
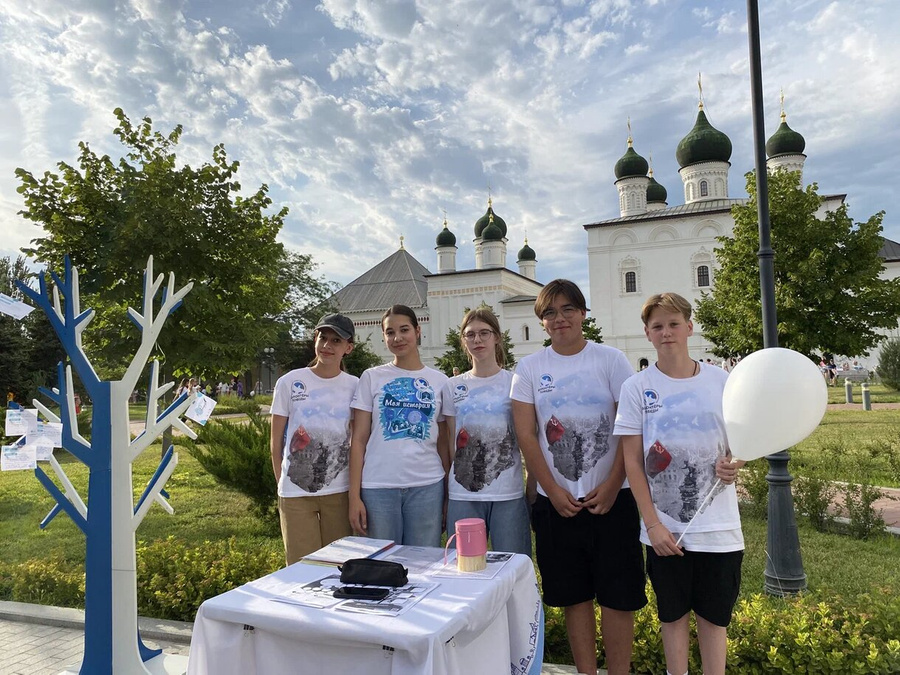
[542,585,900,674]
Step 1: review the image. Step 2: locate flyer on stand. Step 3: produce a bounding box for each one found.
[2,443,37,471]
[301,536,395,566]
[5,408,38,437]
[273,573,438,616]
[378,545,447,576]
[432,551,514,580]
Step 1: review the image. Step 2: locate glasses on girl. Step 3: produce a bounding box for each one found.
[462,329,495,341]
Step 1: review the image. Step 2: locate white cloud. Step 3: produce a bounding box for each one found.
[0,0,897,298]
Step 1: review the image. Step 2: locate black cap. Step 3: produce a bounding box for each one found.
[315,313,355,341]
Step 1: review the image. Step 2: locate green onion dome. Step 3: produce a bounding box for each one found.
[435,219,456,247]
[614,139,649,179]
[481,213,504,242]
[646,169,667,203]
[766,113,806,157]
[676,106,733,168]
[474,198,507,238]
[517,239,536,261]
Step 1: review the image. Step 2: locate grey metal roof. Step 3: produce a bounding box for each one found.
[583,199,745,228]
[879,236,900,262]
[584,193,848,229]
[330,248,430,312]
[500,294,538,303]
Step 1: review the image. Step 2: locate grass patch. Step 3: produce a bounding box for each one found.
[827,381,900,404]
[0,444,280,569]
[790,409,900,487]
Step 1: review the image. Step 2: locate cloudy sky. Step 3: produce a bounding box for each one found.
[1,0,897,303]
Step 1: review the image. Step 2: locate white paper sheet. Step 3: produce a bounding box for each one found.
[2,443,37,471]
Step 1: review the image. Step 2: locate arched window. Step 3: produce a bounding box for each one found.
[697,265,710,287]
[638,357,649,370]
[625,271,637,293]
[700,180,709,197]
[523,325,530,341]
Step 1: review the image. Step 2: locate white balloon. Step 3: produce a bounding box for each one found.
[722,348,828,461]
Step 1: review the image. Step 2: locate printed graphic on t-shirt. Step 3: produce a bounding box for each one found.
[646,389,728,522]
[378,377,436,441]
[454,424,515,492]
[286,426,350,493]
[545,412,612,481]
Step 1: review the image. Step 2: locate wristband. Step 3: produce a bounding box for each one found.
[646,521,662,531]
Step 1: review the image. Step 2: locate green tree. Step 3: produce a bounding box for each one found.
[16,108,330,380]
[542,316,604,347]
[695,170,900,358]
[0,256,66,404]
[434,305,517,376]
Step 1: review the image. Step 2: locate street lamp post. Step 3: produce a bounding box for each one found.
[746,0,807,595]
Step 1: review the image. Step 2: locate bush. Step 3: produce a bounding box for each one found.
[181,412,277,528]
[1,559,84,607]
[843,480,888,539]
[571,584,900,674]
[878,338,900,391]
[137,536,281,621]
[793,474,838,531]
[739,460,770,519]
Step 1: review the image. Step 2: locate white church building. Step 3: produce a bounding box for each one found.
[329,201,546,366]
[584,98,898,369]
[327,96,898,370]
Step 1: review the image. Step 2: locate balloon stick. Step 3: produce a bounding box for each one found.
[675,478,722,548]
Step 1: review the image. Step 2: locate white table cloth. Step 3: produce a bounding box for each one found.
[187,551,544,675]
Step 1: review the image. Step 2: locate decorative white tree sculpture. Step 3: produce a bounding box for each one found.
[19,256,196,674]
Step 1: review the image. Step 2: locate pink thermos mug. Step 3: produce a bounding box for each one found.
[444,518,488,571]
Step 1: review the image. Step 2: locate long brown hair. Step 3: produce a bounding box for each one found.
[460,307,505,368]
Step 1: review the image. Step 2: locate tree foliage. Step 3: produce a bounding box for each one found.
[0,255,66,403]
[695,170,900,358]
[877,339,900,391]
[542,316,604,347]
[434,305,517,375]
[15,108,333,379]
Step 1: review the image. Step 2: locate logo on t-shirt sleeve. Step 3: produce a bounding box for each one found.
[291,380,308,402]
[538,373,555,393]
[643,389,661,413]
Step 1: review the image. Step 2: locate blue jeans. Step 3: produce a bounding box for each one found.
[361,480,444,547]
[447,496,532,557]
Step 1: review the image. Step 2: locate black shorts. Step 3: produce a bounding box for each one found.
[646,547,743,627]
[532,489,647,611]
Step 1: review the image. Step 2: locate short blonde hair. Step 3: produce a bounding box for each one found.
[641,292,692,325]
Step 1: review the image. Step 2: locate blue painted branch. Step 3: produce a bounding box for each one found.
[34,467,87,534]
[134,446,174,516]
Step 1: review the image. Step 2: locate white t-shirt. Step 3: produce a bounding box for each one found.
[614,363,744,552]
[443,369,524,502]
[510,342,633,499]
[351,363,449,489]
[271,368,359,498]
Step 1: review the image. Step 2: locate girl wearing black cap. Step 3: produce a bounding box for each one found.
[270,313,358,564]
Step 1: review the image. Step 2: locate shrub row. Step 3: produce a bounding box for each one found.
[545,586,900,674]
[0,536,281,623]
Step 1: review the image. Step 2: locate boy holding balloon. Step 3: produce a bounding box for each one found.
[615,292,743,675]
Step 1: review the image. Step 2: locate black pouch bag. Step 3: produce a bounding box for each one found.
[339,558,408,587]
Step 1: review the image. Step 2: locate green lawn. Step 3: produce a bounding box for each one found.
[790,409,900,486]
[827,381,900,404]
[0,445,281,568]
